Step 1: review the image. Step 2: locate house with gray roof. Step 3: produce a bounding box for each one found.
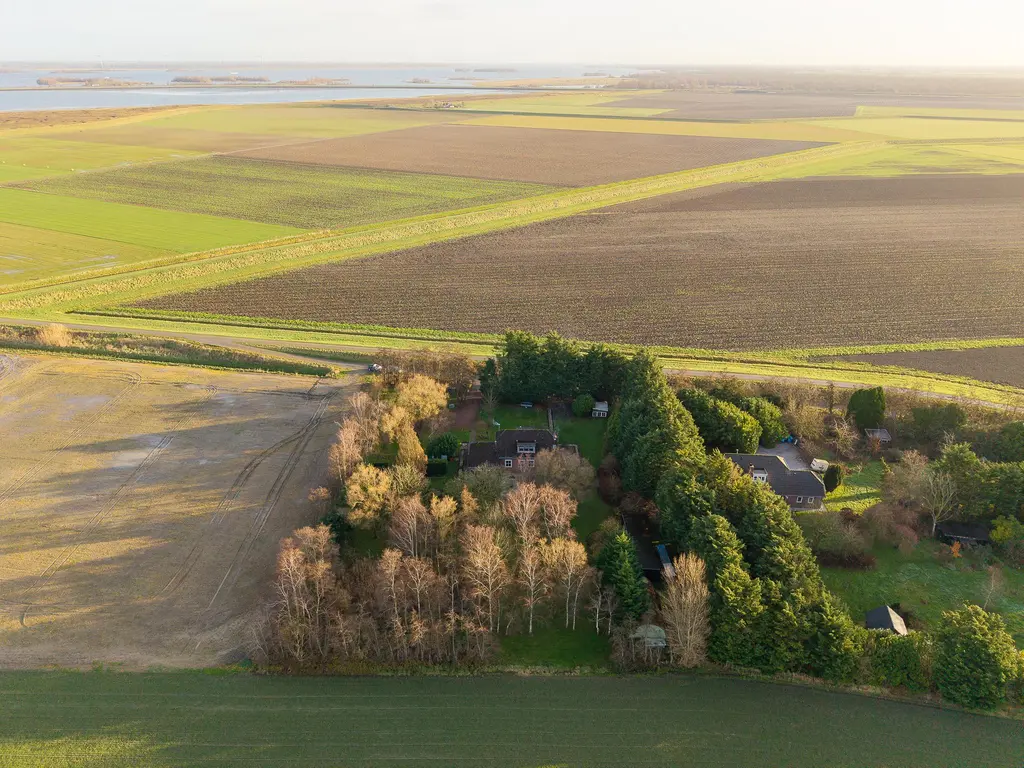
[460,428,558,472]
[725,453,826,510]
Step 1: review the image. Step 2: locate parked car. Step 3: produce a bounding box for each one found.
[368,363,383,373]
[810,458,829,473]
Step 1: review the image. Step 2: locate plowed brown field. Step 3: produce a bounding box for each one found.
[829,346,1024,388]
[236,123,823,185]
[139,175,1024,351]
[0,353,350,668]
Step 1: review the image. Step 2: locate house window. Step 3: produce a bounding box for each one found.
[807,497,816,505]
[528,459,535,467]
[504,459,513,468]
[796,497,803,503]
[517,443,536,454]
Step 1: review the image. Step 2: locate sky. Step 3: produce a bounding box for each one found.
[3,0,1024,67]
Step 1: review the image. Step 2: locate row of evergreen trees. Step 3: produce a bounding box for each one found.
[610,351,862,680]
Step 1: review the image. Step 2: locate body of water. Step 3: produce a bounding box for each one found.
[0,64,640,111]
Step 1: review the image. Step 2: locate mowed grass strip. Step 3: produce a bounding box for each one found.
[1,672,1021,767]
[21,156,557,229]
[0,136,200,175]
[810,116,1024,140]
[774,142,1024,177]
[0,222,171,286]
[0,189,300,252]
[142,174,1024,350]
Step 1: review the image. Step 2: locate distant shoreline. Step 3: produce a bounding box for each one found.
[0,83,600,94]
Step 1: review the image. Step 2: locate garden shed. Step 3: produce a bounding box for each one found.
[865,605,908,635]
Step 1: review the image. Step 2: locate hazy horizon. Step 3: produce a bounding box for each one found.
[4,0,1023,68]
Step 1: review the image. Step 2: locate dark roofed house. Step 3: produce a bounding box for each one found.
[724,453,826,510]
[936,521,991,547]
[620,512,665,583]
[460,428,558,471]
[865,605,908,635]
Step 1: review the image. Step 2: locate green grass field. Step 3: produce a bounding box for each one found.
[0,137,200,177]
[23,156,555,229]
[0,222,172,287]
[823,540,1024,646]
[0,671,1019,767]
[776,141,1024,177]
[136,104,461,137]
[0,188,300,255]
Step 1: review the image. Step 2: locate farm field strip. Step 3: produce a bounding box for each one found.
[0,222,172,287]
[464,112,877,142]
[136,175,1024,356]
[0,188,301,253]
[236,122,827,186]
[0,136,202,176]
[0,140,878,316]
[130,104,473,137]
[1,672,1021,768]
[19,156,557,229]
[809,115,1024,140]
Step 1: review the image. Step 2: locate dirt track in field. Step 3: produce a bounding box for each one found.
[51,125,288,152]
[0,354,351,669]
[142,175,1024,350]
[235,123,823,185]
[828,347,1024,388]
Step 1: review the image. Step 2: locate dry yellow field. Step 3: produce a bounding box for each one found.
[0,353,351,668]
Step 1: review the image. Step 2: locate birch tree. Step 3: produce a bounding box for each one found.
[660,554,710,668]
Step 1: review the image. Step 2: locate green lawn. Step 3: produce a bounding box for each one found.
[826,460,884,514]
[23,156,555,230]
[575,492,615,542]
[498,627,611,668]
[823,540,1024,647]
[0,671,1020,767]
[478,404,549,439]
[554,414,607,467]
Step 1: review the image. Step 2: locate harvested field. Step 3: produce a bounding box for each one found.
[0,353,350,668]
[237,123,824,185]
[21,156,554,229]
[829,346,1024,388]
[142,175,1024,350]
[0,188,299,254]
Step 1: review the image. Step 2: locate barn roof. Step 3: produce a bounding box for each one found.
[865,605,908,635]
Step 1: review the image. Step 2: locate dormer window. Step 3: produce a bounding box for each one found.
[752,469,768,483]
[517,442,536,454]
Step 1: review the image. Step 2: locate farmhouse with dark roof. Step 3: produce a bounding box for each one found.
[724,453,826,510]
[460,428,558,471]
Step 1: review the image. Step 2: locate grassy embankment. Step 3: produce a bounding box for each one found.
[0,324,336,376]
[1,671,1020,767]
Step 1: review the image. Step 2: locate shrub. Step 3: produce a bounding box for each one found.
[869,630,932,692]
[933,604,1022,709]
[847,387,886,431]
[425,459,448,477]
[33,323,73,348]
[572,393,596,418]
[909,404,967,452]
[991,421,1024,463]
[823,463,845,493]
[427,432,460,459]
[798,512,874,569]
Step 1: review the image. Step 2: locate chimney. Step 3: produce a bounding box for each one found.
[748,463,755,476]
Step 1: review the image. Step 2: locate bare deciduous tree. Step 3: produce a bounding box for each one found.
[828,415,858,460]
[502,482,542,548]
[328,420,363,488]
[517,543,548,635]
[533,448,596,499]
[538,485,577,541]
[922,469,957,535]
[660,554,710,668]
[541,538,589,629]
[462,524,510,632]
[389,496,432,558]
